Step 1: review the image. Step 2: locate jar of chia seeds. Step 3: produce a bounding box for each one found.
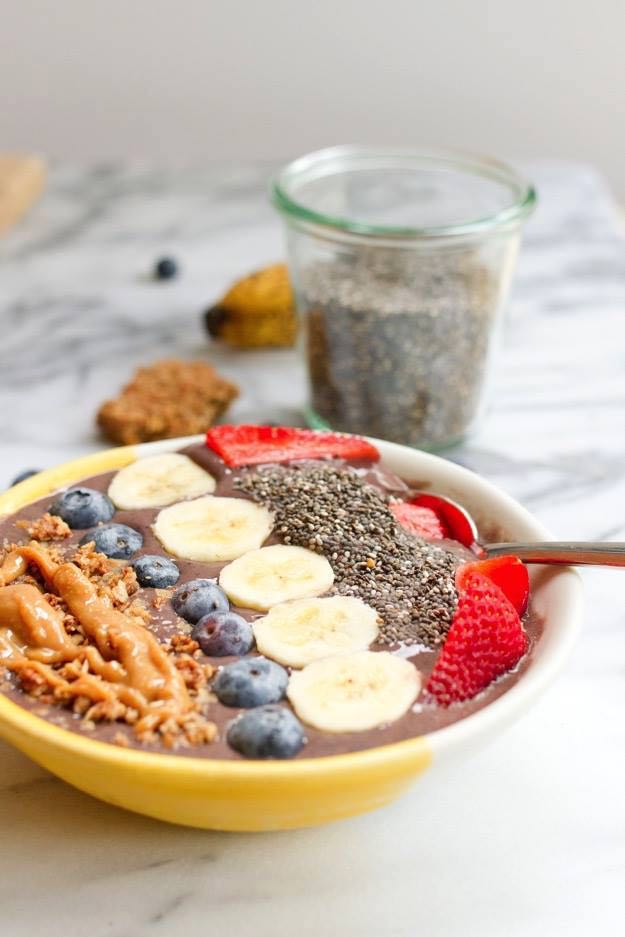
[272,146,535,450]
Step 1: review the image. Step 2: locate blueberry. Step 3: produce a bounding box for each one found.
[192,611,254,657]
[134,555,179,589]
[50,487,115,529]
[171,578,229,624]
[80,523,143,559]
[213,657,288,708]
[227,705,305,759]
[154,256,179,280]
[10,469,41,486]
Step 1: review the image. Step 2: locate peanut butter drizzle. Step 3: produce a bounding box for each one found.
[0,551,28,586]
[0,544,197,735]
[0,584,74,661]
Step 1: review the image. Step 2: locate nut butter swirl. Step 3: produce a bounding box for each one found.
[0,544,215,744]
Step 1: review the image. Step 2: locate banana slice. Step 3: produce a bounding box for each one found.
[108,453,215,510]
[287,651,421,732]
[219,545,334,611]
[153,495,273,562]
[253,596,379,668]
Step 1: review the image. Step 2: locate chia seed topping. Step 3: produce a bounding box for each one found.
[234,462,459,646]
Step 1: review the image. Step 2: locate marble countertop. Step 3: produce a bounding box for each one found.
[1,161,625,937]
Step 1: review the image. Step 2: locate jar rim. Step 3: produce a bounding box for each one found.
[271,145,536,240]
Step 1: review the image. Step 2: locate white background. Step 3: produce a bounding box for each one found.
[2,0,625,197]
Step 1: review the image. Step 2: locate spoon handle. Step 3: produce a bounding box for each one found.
[484,542,625,567]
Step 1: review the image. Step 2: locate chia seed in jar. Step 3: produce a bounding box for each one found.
[300,246,499,448]
[272,146,535,449]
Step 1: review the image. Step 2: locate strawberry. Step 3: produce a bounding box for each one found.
[456,555,529,616]
[205,425,380,467]
[425,570,528,706]
[407,493,476,548]
[390,502,449,540]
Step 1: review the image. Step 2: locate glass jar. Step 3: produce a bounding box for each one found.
[272,146,535,449]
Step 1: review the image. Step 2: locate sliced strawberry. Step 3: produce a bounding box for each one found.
[390,502,449,540]
[205,425,380,467]
[408,493,477,548]
[425,570,528,706]
[456,555,529,617]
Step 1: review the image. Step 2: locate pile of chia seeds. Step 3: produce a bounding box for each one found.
[299,247,498,448]
[234,463,459,647]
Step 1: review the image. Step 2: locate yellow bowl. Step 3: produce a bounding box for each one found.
[0,436,583,831]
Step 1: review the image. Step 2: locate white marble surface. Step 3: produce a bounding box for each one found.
[1,162,625,936]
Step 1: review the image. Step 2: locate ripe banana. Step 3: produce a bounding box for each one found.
[219,544,334,611]
[287,651,421,732]
[108,453,215,510]
[253,596,379,668]
[153,495,273,562]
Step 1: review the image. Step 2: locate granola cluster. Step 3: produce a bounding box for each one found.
[97,358,239,445]
[17,512,71,541]
[0,525,218,749]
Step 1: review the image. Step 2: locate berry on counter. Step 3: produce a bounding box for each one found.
[192,610,255,657]
[171,578,229,624]
[80,523,143,559]
[456,555,530,617]
[153,256,179,280]
[10,469,41,486]
[390,502,448,540]
[133,555,180,589]
[425,570,528,706]
[213,656,288,708]
[205,424,380,467]
[227,705,305,759]
[50,487,115,529]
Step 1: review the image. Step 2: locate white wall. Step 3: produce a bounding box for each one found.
[2,0,625,196]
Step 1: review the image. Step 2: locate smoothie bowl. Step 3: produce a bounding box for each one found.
[0,428,582,830]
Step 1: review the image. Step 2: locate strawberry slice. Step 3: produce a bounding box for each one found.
[205,425,380,467]
[425,570,528,706]
[390,502,449,540]
[456,555,529,617]
[407,493,476,548]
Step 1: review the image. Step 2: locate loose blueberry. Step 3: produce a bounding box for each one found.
[227,705,305,759]
[133,555,179,589]
[80,523,143,559]
[154,256,179,280]
[10,469,41,486]
[171,578,229,624]
[50,487,115,529]
[213,656,288,708]
[192,611,254,657]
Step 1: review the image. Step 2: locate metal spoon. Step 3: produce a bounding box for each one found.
[410,493,625,567]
